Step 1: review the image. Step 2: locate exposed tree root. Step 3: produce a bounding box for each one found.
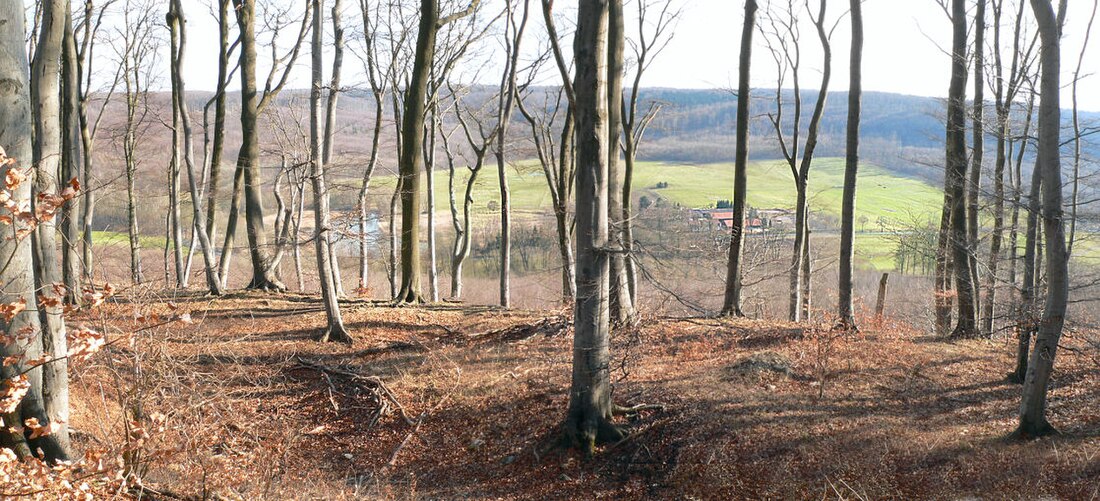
[1010,419,1060,440]
[317,326,354,344]
[612,403,665,415]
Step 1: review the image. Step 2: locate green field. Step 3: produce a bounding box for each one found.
[363,158,945,227]
[353,158,944,272]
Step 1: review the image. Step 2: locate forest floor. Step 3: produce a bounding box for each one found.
[62,290,1100,500]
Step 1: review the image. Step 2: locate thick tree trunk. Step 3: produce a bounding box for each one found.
[721,0,757,317]
[1015,0,1068,439]
[1,0,69,461]
[30,0,72,457]
[395,0,438,304]
[837,0,863,328]
[324,0,346,298]
[233,0,285,291]
[311,0,352,343]
[946,0,978,338]
[564,0,623,453]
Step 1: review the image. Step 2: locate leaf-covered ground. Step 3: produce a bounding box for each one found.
[65,291,1100,499]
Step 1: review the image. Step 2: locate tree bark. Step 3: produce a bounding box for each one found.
[168,0,223,295]
[395,0,439,304]
[311,0,352,343]
[205,0,233,247]
[30,0,72,457]
[967,0,986,323]
[607,0,633,324]
[1,0,69,461]
[945,0,978,338]
[324,0,346,298]
[721,0,757,317]
[60,8,81,306]
[837,0,863,328]
[1015,0,1068,439]
[564,0,623,454]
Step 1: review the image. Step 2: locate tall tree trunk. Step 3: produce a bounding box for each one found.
[607,0,633,323]
[946,0,978,338]
[168,82,184,288]
[495,0,530,309]
[233,0,285,291]
[721,0,757,317]
[324,0,346,298]
[311,0,352,343]
[424,109,439,302]
[837,0,863,328]
[60,9,81,306]
[206,0,232,246]
[1015,0,1068,439]
[968,0,986,324]
[564,0,623,454]
[5,0,69,461]
[1010,154,1042,383]
[30,0,72,458]
[395,0,439,304]
[168,0,223,295]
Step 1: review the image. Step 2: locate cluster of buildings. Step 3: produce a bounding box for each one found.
[691,207,793,234]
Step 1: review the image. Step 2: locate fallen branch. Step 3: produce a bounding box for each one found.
[292,357,415,426]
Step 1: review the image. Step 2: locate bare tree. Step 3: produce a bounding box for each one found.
[943,0,978,338]
[0,0,69,462]
[967,0,986,322]
[77,0,121,284]
[168,0,223,295]
[1067,0,1098,256]
[1014,0,1068,439]
[448,85,494,300]
[982,0,1038,337]
[564,0,624,453]
[607,0,634,323]
[223,0,311,291]
[311,0,352,343]
[494,0,529,308]
[394,0,480,304]
[323,0,346,297]
[30,0,72,456]
[721,0,758,318]
[760,0,833,322]
[203,0,237,257]
[837,0,862,329]
[620,0,678,311]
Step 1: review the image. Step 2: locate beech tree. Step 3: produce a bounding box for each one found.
[1014,0,1068,439]
[607,0,634,323]
[114,0,157,285]
[837,0,862,328]
[720,0,758,318]
[942,0,979,338]
[311,0,352,343]
[30,0,72,455]
[620,0,678,312]
[564,0,624,452]
[494,0,529,309]
[223,0,311,291]
[167,0,223,295]
[760,0,832,323]
[982,0,1038,337]
[0,0,69,462]
[394,0,479,304]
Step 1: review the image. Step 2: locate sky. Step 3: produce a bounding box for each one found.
[162,0,1100,112]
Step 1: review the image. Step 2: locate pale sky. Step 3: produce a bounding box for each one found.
[158,0,1100,111]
